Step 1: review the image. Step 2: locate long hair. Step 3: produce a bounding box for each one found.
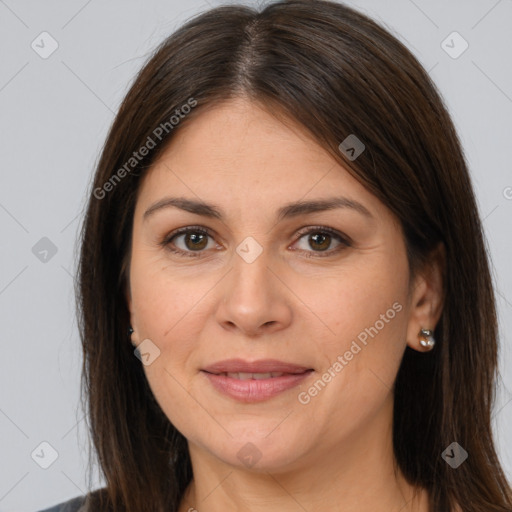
[76,1,512,510]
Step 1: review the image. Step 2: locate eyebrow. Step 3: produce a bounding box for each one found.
[143,196,373,221]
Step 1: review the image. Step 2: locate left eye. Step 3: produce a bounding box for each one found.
[292,229,348,255]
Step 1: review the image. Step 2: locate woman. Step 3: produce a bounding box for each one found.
[40,0,512,511]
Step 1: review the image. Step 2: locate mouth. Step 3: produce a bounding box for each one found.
[209,371,295,379]
[202,358,313,375]
[201,359,314,402]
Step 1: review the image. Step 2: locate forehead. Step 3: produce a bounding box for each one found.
[134,98,388,223]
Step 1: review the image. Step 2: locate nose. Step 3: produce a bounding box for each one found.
[214,247,293,337]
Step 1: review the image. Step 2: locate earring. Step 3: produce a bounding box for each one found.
[418,328,435,351]
[128,326,134,336]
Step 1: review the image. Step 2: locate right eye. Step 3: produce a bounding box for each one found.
[161,226,219,257]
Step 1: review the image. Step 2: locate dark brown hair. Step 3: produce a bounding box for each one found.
[76,1,512,511]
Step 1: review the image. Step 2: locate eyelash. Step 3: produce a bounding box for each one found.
[160,225,351,259]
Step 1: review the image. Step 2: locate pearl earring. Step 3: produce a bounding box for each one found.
[418,328,435,351]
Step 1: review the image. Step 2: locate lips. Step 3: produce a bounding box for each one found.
[217,372,287,380]
[201,359,314,402]
[202,358,312,375]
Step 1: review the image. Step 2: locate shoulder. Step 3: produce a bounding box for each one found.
[37,494,87,512]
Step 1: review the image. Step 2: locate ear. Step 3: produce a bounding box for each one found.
[406,242,445,352]
[125,279,132,314]
[125,279,140,347]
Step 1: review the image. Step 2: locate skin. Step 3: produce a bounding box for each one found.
[127,97,444,512]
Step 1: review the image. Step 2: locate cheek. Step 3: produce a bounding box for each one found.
[130,261,214,436]
[130,249,212,341]
[296,254,409,348]
[128,259,212,424]
[293,254,409,414]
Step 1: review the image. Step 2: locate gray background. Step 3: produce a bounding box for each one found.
[0,0,511,510]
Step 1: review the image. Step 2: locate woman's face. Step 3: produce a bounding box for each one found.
[127,98,428,472]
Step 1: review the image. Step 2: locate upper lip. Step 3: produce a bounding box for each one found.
[202,358,312,375]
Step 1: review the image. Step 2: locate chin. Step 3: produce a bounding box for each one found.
[200,429,311,473]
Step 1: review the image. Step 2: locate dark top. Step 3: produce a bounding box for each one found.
[38,495,87,512]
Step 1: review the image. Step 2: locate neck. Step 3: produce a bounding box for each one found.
[178,396,429,512]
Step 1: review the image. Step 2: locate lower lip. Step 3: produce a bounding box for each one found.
[201,370,314,402]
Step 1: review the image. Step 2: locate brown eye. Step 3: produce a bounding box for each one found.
[292,227,350,257]
[163,227,217,256]
[308,232,332,251]
[183,232,209,250]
